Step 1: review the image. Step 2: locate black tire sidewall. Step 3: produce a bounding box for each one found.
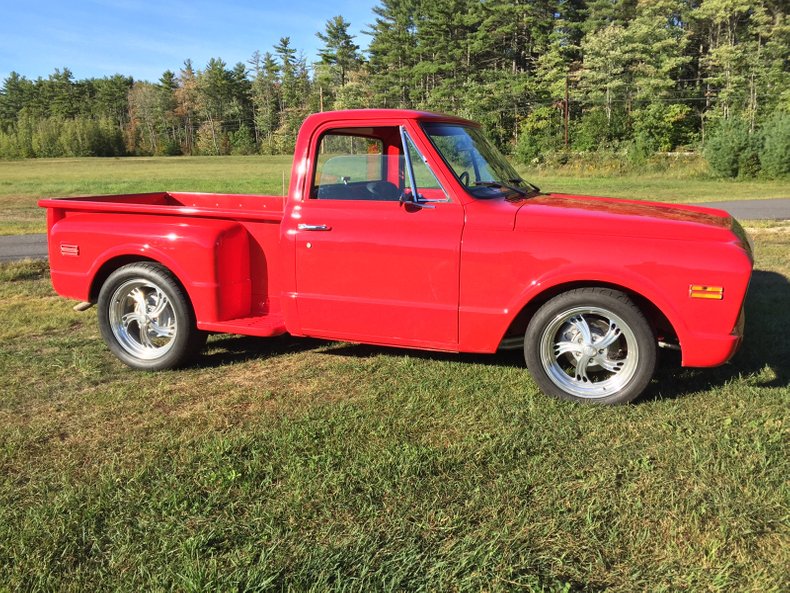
[524,288,657,404]
[97,263,199,370]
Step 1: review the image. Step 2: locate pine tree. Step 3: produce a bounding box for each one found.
[249,50,281,152]
[0,72,34,131]
[174,60,199,154]
[317,16,362,87]
[157,70,181,154]
[228,62,253,132]
[127,82,160,154]
[92,74,133,133]
[579,24,632,124]
[197,58,234,154]
[694,0,754,121]
[273,38,311,153]
[536,0,586,100]
[366,0,420,107]
[274,37,299,111]
[46,68,79,119]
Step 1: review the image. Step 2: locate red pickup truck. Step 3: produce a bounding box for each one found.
[39,109,753,404]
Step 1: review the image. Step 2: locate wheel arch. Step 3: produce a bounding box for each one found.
[88,253,191,305]
[500,280,680,350]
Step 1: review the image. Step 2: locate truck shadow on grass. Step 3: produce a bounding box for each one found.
[200,335,326,366]
[647,269,789,401]
[200,333,525,370]
[199,269,788,403]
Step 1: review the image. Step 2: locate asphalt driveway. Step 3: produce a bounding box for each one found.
[0,233,48,262]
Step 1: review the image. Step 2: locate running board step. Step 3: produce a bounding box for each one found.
[198,315,287,337]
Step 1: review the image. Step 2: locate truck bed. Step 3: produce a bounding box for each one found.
[38,191,285,223]
[39,191,288,336]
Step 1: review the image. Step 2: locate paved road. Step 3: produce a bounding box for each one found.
[697,197,790,221]
[1,198,788,263]
[0,233,47,262]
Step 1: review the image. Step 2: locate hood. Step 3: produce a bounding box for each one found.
[515,193,737,243]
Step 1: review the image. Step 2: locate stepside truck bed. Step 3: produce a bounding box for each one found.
[39,192,288,336]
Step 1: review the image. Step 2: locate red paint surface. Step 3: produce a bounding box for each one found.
[39,109,753,368]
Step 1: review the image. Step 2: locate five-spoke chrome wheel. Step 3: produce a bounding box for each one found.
[525,288,657,404]
[539,306,639,399]
[108,279,178,360]
[98,263,206,370]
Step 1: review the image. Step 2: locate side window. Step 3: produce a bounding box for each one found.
[312,133,399,201]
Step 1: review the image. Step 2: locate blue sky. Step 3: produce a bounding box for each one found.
[0,0,379,83]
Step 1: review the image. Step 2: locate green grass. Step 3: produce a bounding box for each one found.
[0,223,788,591]
[0,156,788,235]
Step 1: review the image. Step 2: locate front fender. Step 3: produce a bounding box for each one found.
[507,265,688,341]
[459,230,748,362]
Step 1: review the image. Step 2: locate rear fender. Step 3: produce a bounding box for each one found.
[49,213,251,322]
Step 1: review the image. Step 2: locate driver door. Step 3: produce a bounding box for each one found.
[294,125,463,349]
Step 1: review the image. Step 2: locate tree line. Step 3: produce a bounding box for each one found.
[0,0,788,177]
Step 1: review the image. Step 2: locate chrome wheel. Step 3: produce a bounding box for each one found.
[98,263,206,370]
[539,306,640,400]
[108,279,177,360]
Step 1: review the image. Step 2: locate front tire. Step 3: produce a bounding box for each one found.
[524,288,657,404]
[97,263,206,370]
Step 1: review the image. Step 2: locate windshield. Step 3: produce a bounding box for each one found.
[422,122,538,199]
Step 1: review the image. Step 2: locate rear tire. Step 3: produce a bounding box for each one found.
[524,288,657,404]
[97,263,206,370]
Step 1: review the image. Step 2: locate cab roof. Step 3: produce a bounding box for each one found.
[302,109,478,129]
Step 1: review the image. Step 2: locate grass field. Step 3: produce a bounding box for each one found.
[1,156,789,234]
[0,219,788,590]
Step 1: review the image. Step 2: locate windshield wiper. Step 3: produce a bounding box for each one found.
[474,180,541,198]
[508,177,541,194]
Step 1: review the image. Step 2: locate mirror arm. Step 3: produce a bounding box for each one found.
[399,126,422,204]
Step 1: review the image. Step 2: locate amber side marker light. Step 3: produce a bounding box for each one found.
[690,285,724,300]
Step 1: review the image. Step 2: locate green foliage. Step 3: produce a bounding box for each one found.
[229,124,256,155]
[704,112,789,180]
[160,137,182,156]
[58,117,125,157]
[759,111,790,178]
[705,118,758,178]
[738,137,763,179]
[273,108,308,154]
[515,106,563,164]
[0,133,16,158]
[0,114,124,159]
[194,121,226,156]
[572,108,629,152]
[0,0,788,163]
[632,103,696,153]
[317,16,362,88]
[31,117,62,157]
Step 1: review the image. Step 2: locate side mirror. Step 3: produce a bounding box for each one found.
[399,191,440,210]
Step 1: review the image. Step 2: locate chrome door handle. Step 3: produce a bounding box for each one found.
[297,224,332,231]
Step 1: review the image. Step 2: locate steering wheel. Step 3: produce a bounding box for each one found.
[459,171,470,186]
[366,181,400,201]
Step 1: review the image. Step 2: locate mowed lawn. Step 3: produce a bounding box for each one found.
[0,216,788,589]
[1,155,789,234]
